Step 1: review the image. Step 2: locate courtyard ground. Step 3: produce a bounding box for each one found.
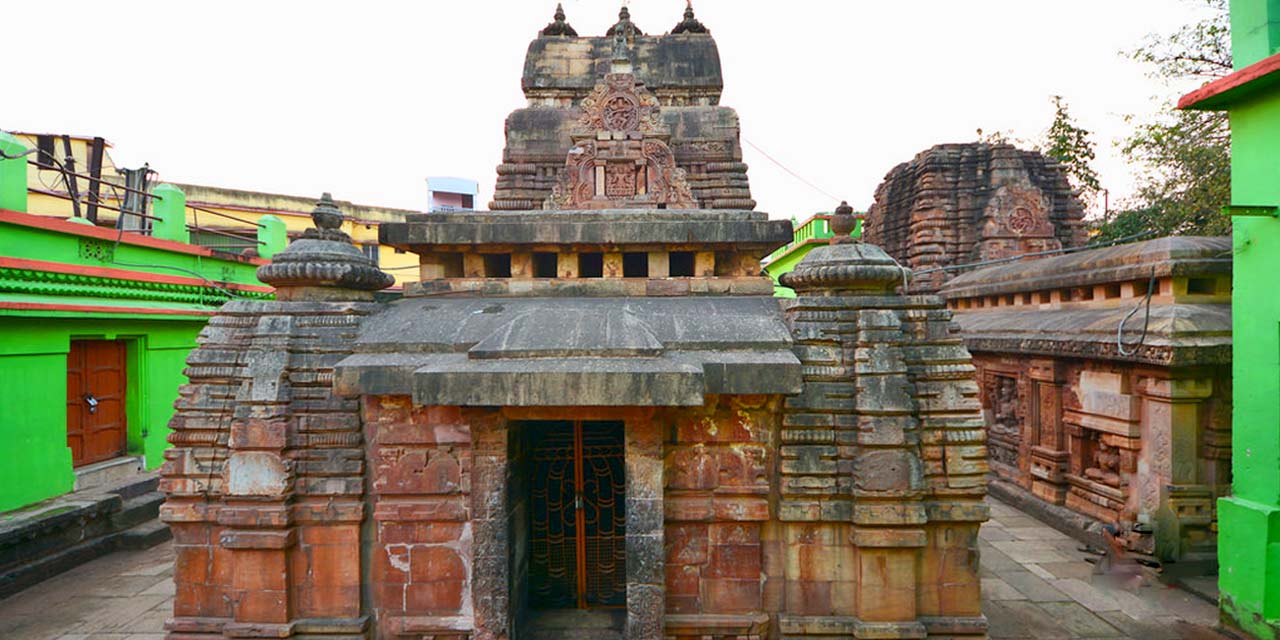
[0,498,1235,640]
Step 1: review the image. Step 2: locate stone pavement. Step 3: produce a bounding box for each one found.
[0,497,1237,639]
[981,498,1232,639]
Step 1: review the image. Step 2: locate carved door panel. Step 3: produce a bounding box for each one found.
[66,340,127,467]
[529,420,626,609]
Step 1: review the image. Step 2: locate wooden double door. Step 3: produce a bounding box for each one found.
[66,340,128,467]
[526,420,627,609]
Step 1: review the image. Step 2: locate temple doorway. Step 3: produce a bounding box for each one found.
[509,420,626,635]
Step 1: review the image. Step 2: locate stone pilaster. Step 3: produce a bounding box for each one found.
[627,416,665,640]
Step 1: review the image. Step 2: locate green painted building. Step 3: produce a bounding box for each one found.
[0,132,274,512]
[762,211,863,297]
[1179,1,1280,636]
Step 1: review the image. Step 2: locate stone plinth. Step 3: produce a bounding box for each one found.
[941,236,1232,565]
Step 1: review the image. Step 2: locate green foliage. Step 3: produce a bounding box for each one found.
[1094,0,1232,241]
[1042,96,1101,208]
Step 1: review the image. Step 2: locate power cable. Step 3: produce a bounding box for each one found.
[743,138,842,203]
[1117,268,1157,357]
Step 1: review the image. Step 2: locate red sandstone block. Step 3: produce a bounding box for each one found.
[307,544,361,587]
[296,585,361,618]
[300,525,359,546]
[715,447,769,488]
[405,580,465,613]
[667,448,718,490]
[373,498,470,522]
[785,580,833,616]
[232,551,287,591]
[380,522,465,544]
[665,524,709,565]
[228,418,287,449]
[372,447,463,495]
[712,496,769,521]
[706,544,762,579]
[373,581,408,613]
[665,495,713,521]
[665,565,701,595]
[235,589,290,623]
[365,396,413,424]
[209,546,235,587]
[410,546,466,582]
[373,544,410,582]
[170,525,213,546]
[708,523,760,546]
[174,546,211,584]
[173,583,207,617]
[703,578,762,613]
[665,594,702,614]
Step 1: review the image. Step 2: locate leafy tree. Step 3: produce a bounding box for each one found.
[1042,95,1101,209]
[1094,0,1232,241]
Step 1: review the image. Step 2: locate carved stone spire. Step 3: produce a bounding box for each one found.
[671,0,709,34]
[539,3,578,37]
[606,4,644,39]
[257,192,394,299]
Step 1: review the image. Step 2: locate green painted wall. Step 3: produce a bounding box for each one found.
[0,318,202,512]
[1219,87,1280,638]
[0,210,270,512]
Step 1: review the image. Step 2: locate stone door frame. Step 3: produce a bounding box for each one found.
[476,407,664,640]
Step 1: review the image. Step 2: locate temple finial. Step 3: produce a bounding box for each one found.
[672,0,710,34]
[830,201,856,244]
[606,3,644,39]
[540,3,578,37]
[311,192,344,232]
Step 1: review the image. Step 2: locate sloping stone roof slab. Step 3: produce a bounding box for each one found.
[333,296,801,406]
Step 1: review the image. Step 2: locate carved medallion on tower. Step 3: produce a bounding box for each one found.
[547,72,695,210]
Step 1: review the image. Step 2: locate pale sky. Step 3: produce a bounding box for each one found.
[5,1,1216,220]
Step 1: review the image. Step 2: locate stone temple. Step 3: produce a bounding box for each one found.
[863,143,1087,293]
[160,6,989,639]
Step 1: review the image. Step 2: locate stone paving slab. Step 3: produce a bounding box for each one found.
[0,496,1245,639]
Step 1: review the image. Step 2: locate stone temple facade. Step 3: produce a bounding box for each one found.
[863,143,1087,293]
[940,237,1231,567]
[160,6,989,639]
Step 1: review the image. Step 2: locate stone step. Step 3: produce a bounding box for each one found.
[0,470,163,598]
[118,520,172,550]
[111,491,164,531]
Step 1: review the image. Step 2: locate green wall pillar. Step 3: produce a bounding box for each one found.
[151,183,189,244]
[256,214,287,259]
[1219,91,1280,639]
[1232,0,1280,68]
[0,131,29,213]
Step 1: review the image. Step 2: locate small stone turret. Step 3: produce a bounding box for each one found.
[777,204,990,637]
[256,192,393,300]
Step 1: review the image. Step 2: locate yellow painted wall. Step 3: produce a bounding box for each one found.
[13,133,420,287]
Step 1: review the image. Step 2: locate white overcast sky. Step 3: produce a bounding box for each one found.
[5,1,1216,220]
